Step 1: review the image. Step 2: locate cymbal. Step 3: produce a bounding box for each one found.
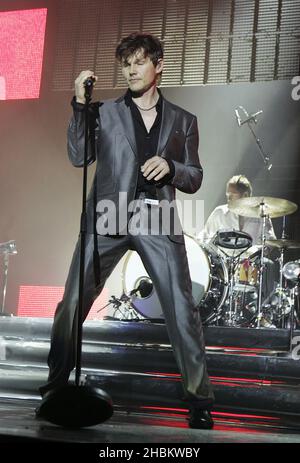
[265,239,300,249]
[228,196,298,218]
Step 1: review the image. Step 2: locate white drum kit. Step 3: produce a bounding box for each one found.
[107,196,300,329]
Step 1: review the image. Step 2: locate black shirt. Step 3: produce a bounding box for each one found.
[71,91,175,199]
[124,89,174,199]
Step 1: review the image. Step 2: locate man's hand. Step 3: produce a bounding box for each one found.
[75,70,98,104]
[141,156,170,182]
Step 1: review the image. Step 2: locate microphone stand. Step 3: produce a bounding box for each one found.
[235,105,272,170]
[247,121,272,171]
[38,81,113,427]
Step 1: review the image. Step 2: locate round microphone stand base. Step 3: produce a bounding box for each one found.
[38,384,113,428]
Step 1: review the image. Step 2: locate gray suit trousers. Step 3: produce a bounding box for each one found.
[41,203,214,407]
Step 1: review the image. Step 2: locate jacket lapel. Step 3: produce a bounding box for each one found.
[115,97,138,157]
[115,94,177,158]
[157,98,177,157]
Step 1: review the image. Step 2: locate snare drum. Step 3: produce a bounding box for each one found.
[122,234,228,324]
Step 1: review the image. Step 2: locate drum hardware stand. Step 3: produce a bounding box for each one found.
[256,201,268,328]
[123,302,146,320]
[101,279,153,321]
[277,217,288,328]
[112,294,141,320]
[97,294,128,319]
[282,262,300,337]
[226,255,241,326]
[276,246,287,328]
[270,216,290,328]
[289,282,299,352]
[98,294,144,320]
[222,249,249,327]
[0,241,17,316]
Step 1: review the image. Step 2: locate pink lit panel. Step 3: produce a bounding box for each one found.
[17,285,109,320]
[0,8,47,100]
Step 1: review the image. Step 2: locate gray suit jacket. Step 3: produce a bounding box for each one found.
[67,92,203,243]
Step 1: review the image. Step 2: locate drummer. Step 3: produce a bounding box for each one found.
[198,175,277,302]
[198,175,276,244]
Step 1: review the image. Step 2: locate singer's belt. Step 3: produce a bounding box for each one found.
[137,191,159,206]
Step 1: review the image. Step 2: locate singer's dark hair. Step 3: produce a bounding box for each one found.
[115,32,163,66]
[226,175,252,197]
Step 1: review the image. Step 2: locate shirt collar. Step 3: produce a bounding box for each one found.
[224,204,237,216]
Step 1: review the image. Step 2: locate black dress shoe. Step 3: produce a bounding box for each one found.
[188,409,214,429]
[35,405,44,419]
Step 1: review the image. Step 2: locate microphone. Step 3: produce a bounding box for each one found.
[235,109,242,127]
[130,279,153,298]
[235,105,263,127]
[84,76,96,88]
[240,110,263,125]
[83,76,96,100]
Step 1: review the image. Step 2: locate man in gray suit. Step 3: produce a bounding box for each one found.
[40,33,214,429]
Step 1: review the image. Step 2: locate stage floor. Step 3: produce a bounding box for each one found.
[1,397,300,444]
[1,316,300,447]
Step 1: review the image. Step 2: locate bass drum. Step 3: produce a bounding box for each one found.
[122,235,228,324]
